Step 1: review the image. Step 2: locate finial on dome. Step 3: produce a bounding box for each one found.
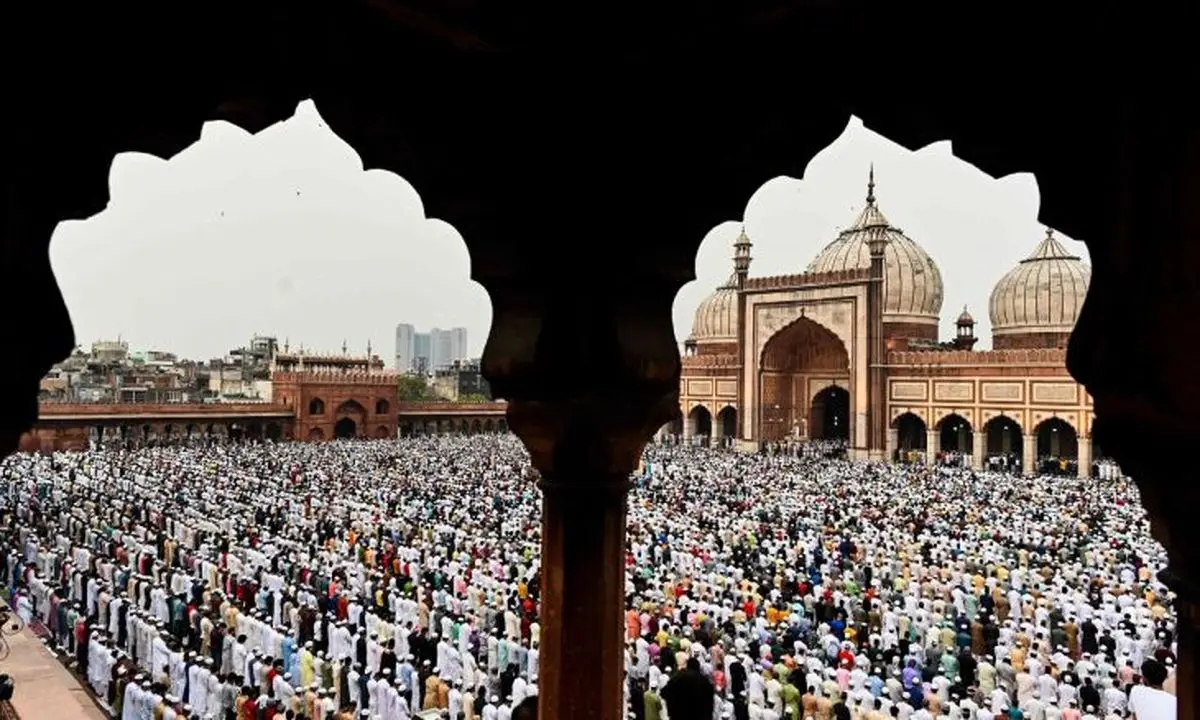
[866,164,876,206]
[342,339,348,355]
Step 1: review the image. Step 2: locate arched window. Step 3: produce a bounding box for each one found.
[375,399,390,415]
[308,398,325,415]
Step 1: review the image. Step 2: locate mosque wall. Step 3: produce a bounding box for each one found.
[692,341,737,357]
[273,372,400,441]
[742,281,869,452]
[25,413,299,451]
[884,320,938,344]
[884,348,1095,472]
[679,353,739,436]
[992,331,1073,350]
[681,378,738,408]
[23,398,507,450]
[20,428,89,452]
[679,369,738,412]
[885,373,1092,432]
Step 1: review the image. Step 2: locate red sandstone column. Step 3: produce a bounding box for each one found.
[1179,598,1196,720]
[537,472,629,720]
[505,395,671,720]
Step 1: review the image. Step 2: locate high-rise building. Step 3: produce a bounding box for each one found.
[413,332,431,373]
[394,323,416,372]
[429,327,468,371]
[397,325,467,374]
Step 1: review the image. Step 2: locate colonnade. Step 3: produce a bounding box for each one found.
[885,426,1097,478]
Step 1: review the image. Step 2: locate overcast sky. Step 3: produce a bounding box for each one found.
[51,102,1088,365]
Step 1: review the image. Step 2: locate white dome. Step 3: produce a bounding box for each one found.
[989,229,1091,336]
[689,277,737,344]
[806,178,944,325]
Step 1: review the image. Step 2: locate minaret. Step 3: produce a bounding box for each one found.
[863,165,890,461]
[733,226,753,290]
[734,225,753,447]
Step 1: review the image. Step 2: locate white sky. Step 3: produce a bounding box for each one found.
[50,102,1087,365]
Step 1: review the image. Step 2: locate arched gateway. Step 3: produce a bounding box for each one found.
[334,417,357,439]
[754,315,856,444]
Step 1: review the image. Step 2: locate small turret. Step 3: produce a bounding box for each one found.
[953,305,978,351]
[733,226,753,289]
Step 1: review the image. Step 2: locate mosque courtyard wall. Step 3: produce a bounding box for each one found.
[884,348,1094,474]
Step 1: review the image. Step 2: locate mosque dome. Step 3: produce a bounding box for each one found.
[688,276,738,344]
[806,170,944,337]
[988,228,1091,348]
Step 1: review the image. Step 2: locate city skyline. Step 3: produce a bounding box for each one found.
[50,102,1088,362]
[395,323,469,373]
[63,334,405,364]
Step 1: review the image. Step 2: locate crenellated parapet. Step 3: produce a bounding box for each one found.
[743,267,872,292]
[888,347,1068,367]
[274,352,377,363]
[271,370,400,385]
[681,354,739,369]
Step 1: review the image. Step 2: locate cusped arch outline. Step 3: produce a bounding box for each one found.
[758,314,851,374]
[933,411,973,431]
[755,305,854,372]
[336,399,367,416]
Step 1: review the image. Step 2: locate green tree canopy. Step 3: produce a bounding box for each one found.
[397,375,441,401]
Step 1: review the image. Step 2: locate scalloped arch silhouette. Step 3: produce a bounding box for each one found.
[50,99,492,366]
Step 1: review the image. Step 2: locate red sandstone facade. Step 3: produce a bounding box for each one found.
[22,376,508,452]
[679,188,1093,473]
[273,370,400,441]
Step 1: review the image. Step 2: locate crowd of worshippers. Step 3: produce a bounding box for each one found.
[667,438,849,462]
[666,433,1125,482]
[0,435,1180,720]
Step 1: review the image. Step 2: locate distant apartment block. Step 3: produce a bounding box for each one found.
[414,332,431,372]
[429,327,468,371]
[398,325,468,373]
[395,323,416,372]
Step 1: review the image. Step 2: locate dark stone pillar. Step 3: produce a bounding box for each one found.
[482,274,681,720]
[509,401,647,720]
[1174,594,1197,720]
[1060,111,1200,720]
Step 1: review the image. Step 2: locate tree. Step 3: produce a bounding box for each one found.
[397,375,441,401]
[458,393,491,403]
